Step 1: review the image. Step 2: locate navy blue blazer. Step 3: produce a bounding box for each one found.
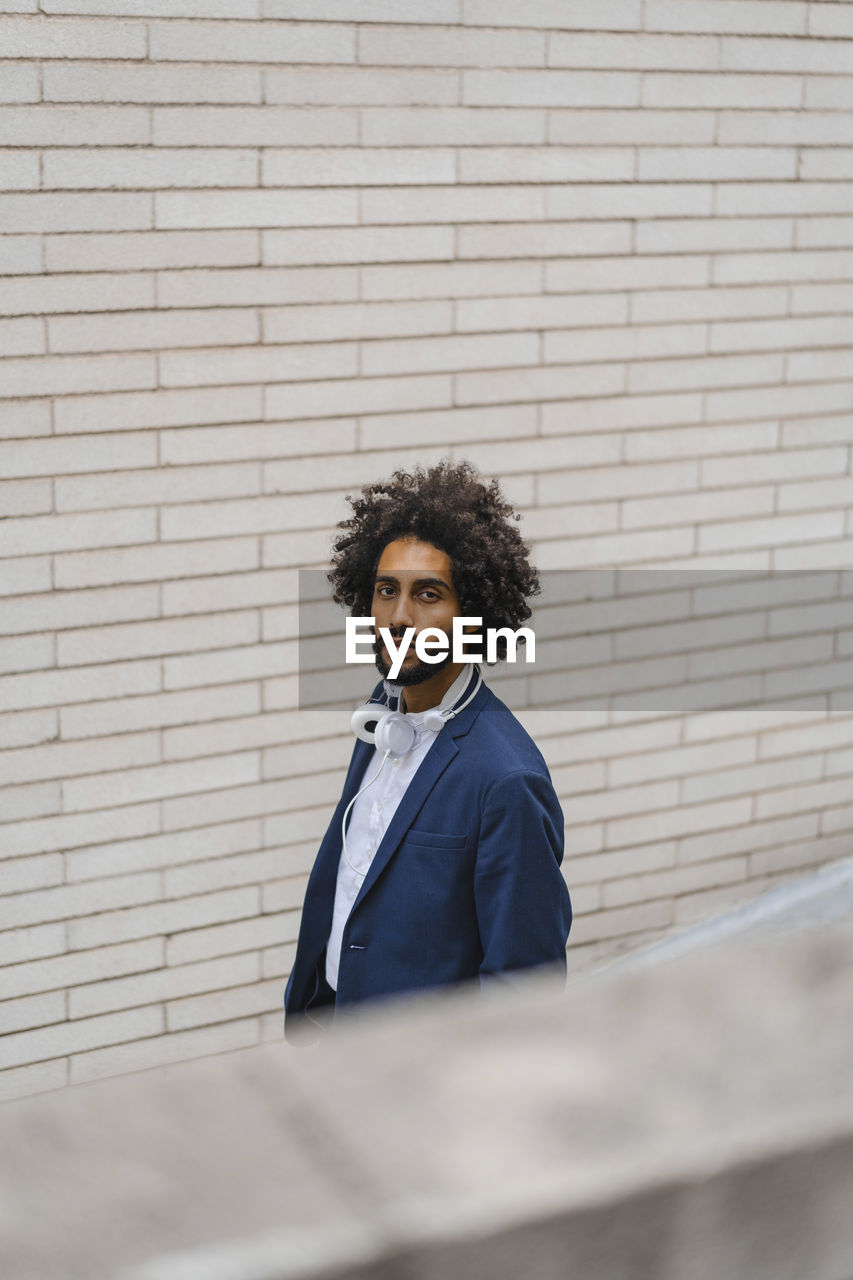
[284,677,572,1038]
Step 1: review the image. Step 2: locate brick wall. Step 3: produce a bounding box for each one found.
[2,0,853,1102]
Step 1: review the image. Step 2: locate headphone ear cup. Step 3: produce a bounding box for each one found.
[375,712,416,758]
[351,702,391,745]
[422,708,446,733]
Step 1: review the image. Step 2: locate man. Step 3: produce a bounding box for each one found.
[284,460,572,1040]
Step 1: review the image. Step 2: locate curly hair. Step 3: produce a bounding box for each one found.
[328,459,539,661]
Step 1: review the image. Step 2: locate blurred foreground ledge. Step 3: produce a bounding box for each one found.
[1,873,852,1280]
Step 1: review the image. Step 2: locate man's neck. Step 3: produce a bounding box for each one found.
[399,661,466,714]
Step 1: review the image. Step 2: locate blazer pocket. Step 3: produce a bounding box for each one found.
[403,828,468,850]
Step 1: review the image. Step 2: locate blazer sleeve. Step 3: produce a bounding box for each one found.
[474,767,572,979]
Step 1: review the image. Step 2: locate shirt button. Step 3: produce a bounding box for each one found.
[377,803,383,812]
[366,847,372,857]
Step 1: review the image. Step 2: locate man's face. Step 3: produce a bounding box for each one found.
[371,537,460,686]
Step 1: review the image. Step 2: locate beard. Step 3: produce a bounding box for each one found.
[373,635,453,686]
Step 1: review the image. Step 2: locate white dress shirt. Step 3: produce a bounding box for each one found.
[325,663,475,991]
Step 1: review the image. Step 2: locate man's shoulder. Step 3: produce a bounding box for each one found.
[462,682,552,783]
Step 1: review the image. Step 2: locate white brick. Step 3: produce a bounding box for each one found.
[540,391,701,437]
[0,236,41,277]
[606,795,753,850]
[265,373,452,420]
[0,707,56,749]
[166,976,281,1031]
[159,490,334,542]
[719,110,853,146]
[263,300,451,345]
[66,890,257,952]
[628,353,784,395]
[546,254,710,294]
[55,461,260,514]
[0,497,51,541]
[520,502,617,541]
[697,511,842,554]
[43,0,259,12]
[704,381,853,424]
[3,872,160,930]
[753,33,845,79]
[796,217,853,249]
[150,20,354,63]
[43,61,261,103]
[0,193,151,234]
[548,182,712,220]
[624,423,778,461]
[459,147,633,185]
[360,404,537,450]
[464,69,640,108]
[729,183,853,217]
[0,105,149,146]
[3,939,163,1002]
[0,15,146,58]
[544,321,706,366]
[640,146,796,183]
[643,73,802,109]
[43,149,258,191]
[0,853,63,896]
[787,350,853,383]
[645,1,807,35]
[0,1061,67,1103]
[262,147,454,188]
[539,459,696,505]
[799,151,853,181]
[162,568,296,617]
[54,385,263,435]
[165,909,295,965]
[582,900,674,942]
[153,106,357,147]
[0,780,58,823]
[793,282,853,315]
[48,308,258,355]
[361,25,545,67]
[0,151,39,191]
[262,225,453,266]
[0,317,43,356]
[640,215,795,257]
[362,260,541,300]
[362,185,542,225]
[161,770,336,831]
[68,1018,258,1086]
[159,341,358,389]
[678,811,817,863]
[457,292,627,333]
[1,801,159,859]
[361,107,545,147]
[362,331,538,377]
[265,0,459,17]
[63,750,260,818]
[456,362,624,408]
[160,418,355,465]
[164,708,328,761]
[264,445,444,494]
[0,272,155,317]
[711,314,853,355]
[713,249,853,286]
[65,818,260,880]
[456,221,630,260]
[0,64,39,103]
[463,0,642,30]
[0,924,65,969]
[262,877,307,913]
[782,415,853,447]
[262,942,297,980]
[0,1006,163,1072]
[549,108,715,145]
[0,555,51,599]
[265,65,458,105]
[57,611,258,669]
[71,953,260,1021]
[155,188,357,230]
[632,285,787,325]
[0,354,155,401]
[0,581,158,634]
[550,32,718,69]
[0,508,156,559]
[158,265,357,308]
[603,856,747,909]
[46,230,258,274]
[0,403,51,444]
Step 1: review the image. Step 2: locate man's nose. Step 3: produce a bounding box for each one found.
[388,589,414,632]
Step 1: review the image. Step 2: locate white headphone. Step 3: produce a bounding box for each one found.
[341,664,483,878]
[350,664,483,759]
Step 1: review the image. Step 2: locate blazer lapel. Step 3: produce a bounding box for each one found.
[350,726,459,911]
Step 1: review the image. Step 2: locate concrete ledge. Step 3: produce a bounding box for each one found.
[1,921,851,1280]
